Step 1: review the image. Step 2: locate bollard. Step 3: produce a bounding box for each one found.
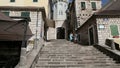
[111,39,116,50]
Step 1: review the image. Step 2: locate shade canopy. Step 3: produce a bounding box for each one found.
[0,12,15,21]
[0,21,33,41]
[0,12,33,41]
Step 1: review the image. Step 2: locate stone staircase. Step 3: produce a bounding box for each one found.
[35,40,120,68]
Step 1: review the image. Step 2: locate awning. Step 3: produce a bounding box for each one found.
[0,12,15,21]
[0,12,33,41]
[46,18,55,28]
[0,21,33,41]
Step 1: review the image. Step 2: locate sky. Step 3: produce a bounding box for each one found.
[102,0,110,6]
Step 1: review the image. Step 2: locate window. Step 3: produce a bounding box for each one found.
[33,0,38,2]
[21,12,30,17]
[10,0,15,2]
[110,25,119,36]
[2,11,10,16]
[81,2,86,10]
[91,2,96,10]
[59,0,63,1]
[59,10,63,15]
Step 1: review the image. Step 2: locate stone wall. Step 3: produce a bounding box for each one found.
[97,16,120,45]
[47,27,56,40]
[77,16,98,45]
[5,11,44,41]
[75,0,101,27]
[0,10,45,51]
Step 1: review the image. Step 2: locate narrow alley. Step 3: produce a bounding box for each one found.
[34,40,120,68]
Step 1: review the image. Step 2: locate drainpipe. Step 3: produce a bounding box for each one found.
[19,20,28,68]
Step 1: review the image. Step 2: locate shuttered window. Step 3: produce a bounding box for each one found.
[91,2,96,10]
[81,2,86,10]
[2,12,10,16]
[10,0,15,2]
[110,25,119,36]
[21,12,30,17]
[33,0,38,2]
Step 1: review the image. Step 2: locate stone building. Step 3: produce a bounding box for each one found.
[0,6,47,51]
[75,0,101,28]
[0,0,49,17]
[66,0,102,42]
[47,0,68,40]
[0,0,51,50]
[77,0,120,45]
[0,6,47,67]
[0,0,49,67]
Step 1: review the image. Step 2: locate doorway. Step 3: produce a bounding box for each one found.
[88,26,95,45]
[57,27,65,39]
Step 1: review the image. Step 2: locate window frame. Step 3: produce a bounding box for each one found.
[33,0,38,2]
[10,0,15,2]
[81,2,86,10]
[91,2,96,10]
[21,11,30,17]
[110,25,119,36]
[2,11,10,16]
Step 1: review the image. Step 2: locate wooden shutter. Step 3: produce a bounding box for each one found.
[33,0,38,2]
[21,12,30,17]
[110,25,119,36]
[91,2,96,10]
[10,0,15,2]
[81,2,86,10]
[2,12,10,16]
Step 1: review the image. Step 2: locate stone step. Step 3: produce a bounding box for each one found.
[35,64,87,68]
[35,63,120,68]
[39,55,109,58]
[38,58,114,63]
[37,61,116,65]
[39,52,105,55]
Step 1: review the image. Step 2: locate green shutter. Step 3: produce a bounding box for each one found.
[91,2,96,10]
[10,0,15,2]
[81,2,86,9]
[2,12,10,16]
[21,12,30,17]
[33,0,38,2]
[110,25,119,36]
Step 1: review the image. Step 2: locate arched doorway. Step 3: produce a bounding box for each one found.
[57,27,65,39]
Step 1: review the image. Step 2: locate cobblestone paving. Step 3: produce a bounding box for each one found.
[35,40,120,68]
